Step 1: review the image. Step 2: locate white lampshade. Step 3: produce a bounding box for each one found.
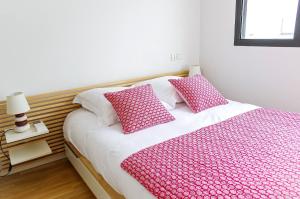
[6,92,30,115]
[189,65,202,77]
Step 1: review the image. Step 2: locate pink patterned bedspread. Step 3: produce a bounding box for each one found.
[121,108,300,199]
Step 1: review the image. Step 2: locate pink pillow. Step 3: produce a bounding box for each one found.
[104,84,175,133]
[169,74,228,113]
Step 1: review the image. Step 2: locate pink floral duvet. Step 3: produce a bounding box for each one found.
[121,108,300,199]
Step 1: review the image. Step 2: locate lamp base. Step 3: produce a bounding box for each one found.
[14,113,30,133]
[15,123,30,133]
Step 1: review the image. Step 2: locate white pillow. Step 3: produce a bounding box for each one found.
[73,86,173,126]
[73,87,127,126]
[134,76,183,109]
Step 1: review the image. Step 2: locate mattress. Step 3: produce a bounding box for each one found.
[63,100,258,199]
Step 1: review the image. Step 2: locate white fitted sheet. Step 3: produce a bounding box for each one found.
[63,101,258,199]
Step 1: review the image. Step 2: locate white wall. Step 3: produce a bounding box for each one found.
[200,0,300,112]
[0,0,200,100]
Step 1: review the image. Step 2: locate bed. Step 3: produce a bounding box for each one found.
[63,72,300,199]
[64,100,259,198]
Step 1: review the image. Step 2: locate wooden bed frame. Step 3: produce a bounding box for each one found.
[0,70,188,198]
[65,141,125,199]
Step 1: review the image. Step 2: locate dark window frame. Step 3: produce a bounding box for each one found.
[234,0,300,47]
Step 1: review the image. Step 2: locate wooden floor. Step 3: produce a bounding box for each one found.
[0,159,95,199]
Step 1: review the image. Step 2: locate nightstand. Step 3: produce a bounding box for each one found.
[4,121,52,166]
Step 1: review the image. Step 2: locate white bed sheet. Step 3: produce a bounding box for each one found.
[63,101,258,199]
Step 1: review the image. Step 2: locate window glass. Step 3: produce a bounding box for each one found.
[243,0,299,39]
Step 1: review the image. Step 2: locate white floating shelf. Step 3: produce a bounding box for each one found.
[5,122,49,143]
[9,140,52,166]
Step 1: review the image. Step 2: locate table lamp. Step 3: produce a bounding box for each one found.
[189,65,202,77]
[6,92,31,133]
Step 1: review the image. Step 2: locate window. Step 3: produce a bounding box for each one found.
[234,0,300,47]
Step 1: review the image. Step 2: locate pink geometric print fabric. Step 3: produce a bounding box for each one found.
[104,84,175,134]
[169,75,228,113]
[121,108,300,198]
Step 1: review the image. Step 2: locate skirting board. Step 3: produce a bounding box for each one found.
[65,144,111,199]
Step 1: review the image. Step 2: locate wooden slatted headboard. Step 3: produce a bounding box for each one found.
[0,70,188,175]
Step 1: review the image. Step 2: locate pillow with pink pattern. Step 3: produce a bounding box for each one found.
[169,74,228,113]
[104,84,175,133]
